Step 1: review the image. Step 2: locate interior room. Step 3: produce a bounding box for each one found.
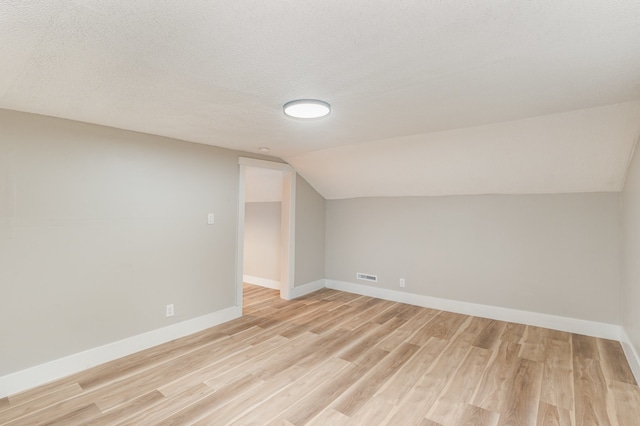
[1,1,640,424]
[243,166,284,292]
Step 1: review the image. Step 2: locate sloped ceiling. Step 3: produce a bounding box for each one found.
[1,1,640,198]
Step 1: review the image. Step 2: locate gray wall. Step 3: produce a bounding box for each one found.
[622,142,640,355]
[1,106,630,380]
[325,193,622,324]
[243,202,281,282]
[294,175,325,287]
[0,110,242,375]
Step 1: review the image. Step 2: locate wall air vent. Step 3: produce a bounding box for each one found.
[356,273,378,282]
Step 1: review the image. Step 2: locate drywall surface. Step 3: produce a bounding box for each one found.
[294,175,325,287]
[244,202,281,282]
[326,193,621,324]
[290,101,640,199]
[244,166,283,203]
[0,109,241,375]
[622,142,640,356]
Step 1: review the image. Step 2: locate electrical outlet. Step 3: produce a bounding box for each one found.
[207,213,215,225]
[399,278,406,288]
[166,304,174,317]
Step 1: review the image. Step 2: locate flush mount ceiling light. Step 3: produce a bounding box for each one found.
[283,99,331,119]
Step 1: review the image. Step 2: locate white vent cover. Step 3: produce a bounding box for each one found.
[356,273,378,282]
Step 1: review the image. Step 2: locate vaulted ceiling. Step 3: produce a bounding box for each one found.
[1,1,640,198]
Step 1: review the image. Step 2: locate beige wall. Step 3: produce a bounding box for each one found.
[294,175,325,287]
[0,109,243,375]
[243,202,281,282]
[622,142,640,355]
[326,193,621,324]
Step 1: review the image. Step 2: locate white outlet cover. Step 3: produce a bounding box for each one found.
[207,213,215,225]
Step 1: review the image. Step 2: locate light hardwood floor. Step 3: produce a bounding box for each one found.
[1,284,639,425]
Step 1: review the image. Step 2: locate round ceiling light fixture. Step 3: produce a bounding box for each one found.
[283,99,331,119]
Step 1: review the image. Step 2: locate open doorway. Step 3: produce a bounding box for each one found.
[236,158,295,309]
[243,166,282,290]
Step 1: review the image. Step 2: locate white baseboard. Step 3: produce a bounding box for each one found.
[620,328,640,384]
[325,280,621,340]
[0,306,242,398]
[289,279,326,299]
[3,282,635,398]
[243,275,280,290]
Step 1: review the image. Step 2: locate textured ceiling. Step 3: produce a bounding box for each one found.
[1,1,640,198]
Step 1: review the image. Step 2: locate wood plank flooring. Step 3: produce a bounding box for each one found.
[1,284,639,425]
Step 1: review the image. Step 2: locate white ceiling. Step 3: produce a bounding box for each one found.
[1,1,640,198]
[245,166,283,203]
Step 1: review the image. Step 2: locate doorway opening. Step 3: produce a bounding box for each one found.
[236,158,295,310]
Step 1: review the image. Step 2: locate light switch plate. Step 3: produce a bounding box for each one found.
[207,213,215,225]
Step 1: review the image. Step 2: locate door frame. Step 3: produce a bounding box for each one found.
[237,157,296,308]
